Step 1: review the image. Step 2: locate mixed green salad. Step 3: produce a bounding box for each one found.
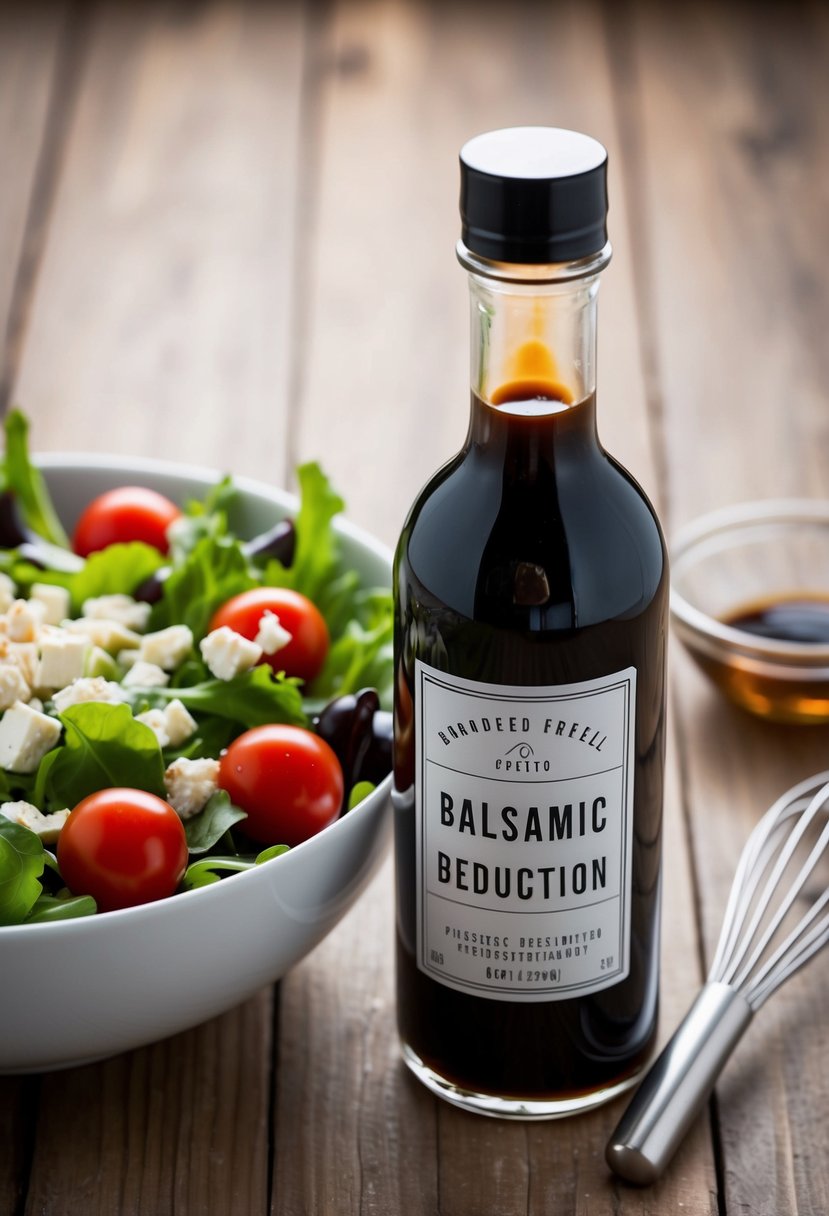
[0,411,393,925]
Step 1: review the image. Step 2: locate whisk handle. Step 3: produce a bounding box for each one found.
[606,981,753,1185]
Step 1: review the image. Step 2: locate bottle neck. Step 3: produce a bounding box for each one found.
[467,270,601,411]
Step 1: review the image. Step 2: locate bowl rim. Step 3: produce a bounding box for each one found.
[0,451,393,937]
[670,497,829,665]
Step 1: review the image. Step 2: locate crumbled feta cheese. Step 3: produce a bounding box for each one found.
[117,648,140,669]
[0,801,70,843]
[163,698,197,747]
[63,618,142,654]
[52,678,126,713]
[82,593,151,633]
[164,757,220,819]
[121,660,170,688]
[0,573,16,613]
[199,627,262,680]
[30,583,71,626]
[7,643,39,689]
[6,600,43,643]
[134,699,197,749]
[36,633,90,690]
[255,610,292,655]
[135,708,170,747]
[140,625,193,671]
[0,665,31,710]
[0,702,62,773]
[28,697,43,712]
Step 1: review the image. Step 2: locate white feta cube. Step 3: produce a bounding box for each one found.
[6,599,43,643]
[30,583,71,626]
[164,757,220,819]
[255,610,292,655]
[0,573,16,613]
[199,626,262,681]
[63,618,142,654]
[0,702,62,773]
[163,698,197,748]
[52,678,126,713]
[135,708,170,747]
[0,664,31,710]
[140,625,193,671]
[82,593,152,633]
[0,801,70,843]
[36,633,90,690]
[121,660,170,689]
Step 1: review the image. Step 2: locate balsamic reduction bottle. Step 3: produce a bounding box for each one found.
[393,128,667,1118]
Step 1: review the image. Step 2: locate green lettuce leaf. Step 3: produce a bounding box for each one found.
[2,410,70,547]
[123,664,307,729]
[0,818,46,926]
[68,542,166,611]
[149,534,256,638]
[41,703,166,809]
[310,590,393,709]
[184,790,247,855]
[25,893,97,922]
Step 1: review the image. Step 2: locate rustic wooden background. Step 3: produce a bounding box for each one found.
[1,1,827,1213]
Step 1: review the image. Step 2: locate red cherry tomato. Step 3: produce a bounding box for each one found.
[72,486,182,556]
[57,788,189,913]
[209,587,329,684]
[218,724,343,847]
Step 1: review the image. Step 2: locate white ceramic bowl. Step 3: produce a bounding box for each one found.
[0,455,393,1073]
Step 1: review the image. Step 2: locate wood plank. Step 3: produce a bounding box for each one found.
[6,2,306,1213]
[0,0,74,410]
[275,2,716,1212]
[0,8,80,1210]
[630,1,829,1212]
[23,994,273,1216]
[13,0,305,486]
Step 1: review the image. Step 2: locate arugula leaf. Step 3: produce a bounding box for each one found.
[167,476,236,562]
[0,818,46,926]
[184,791,247,855]
[262,463,346,626]
[149,534,256,638]
[165,714,235,762]
[2,410,70,547]
[26,893,97,922]
[348,780,376,810]
[311,596,393,709]
[123,665,307,729]
[181,844,290,891]
[68,542,166,611]
[42,703,166,809]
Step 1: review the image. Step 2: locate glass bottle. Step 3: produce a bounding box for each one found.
[393,127,667,1118]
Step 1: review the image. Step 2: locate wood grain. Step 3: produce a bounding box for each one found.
[275,2,716,1213]
[23,994,273,1216]
[12,0,306,485]
[629,1,829,1212]
[0,0,78,410]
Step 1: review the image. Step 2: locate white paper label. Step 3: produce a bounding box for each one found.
[415,660,636,1003]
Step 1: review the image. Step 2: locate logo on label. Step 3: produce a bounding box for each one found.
[414,661,636,1003]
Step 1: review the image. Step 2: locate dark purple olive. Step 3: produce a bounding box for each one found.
[313,688,392,799]
[362,710,392,786]
[243,518,295,567]
[0,492,31,548]
[133,565,171,605]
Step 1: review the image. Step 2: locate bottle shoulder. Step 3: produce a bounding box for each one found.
[397,444,667,628]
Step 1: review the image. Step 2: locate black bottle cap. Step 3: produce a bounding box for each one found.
[459,127,608,264]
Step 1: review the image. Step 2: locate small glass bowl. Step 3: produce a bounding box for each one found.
[670,500,829,724]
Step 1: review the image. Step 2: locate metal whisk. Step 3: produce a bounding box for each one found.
[607,771,829,1185]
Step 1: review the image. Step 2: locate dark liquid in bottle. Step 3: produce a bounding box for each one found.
[394,386,667,1103]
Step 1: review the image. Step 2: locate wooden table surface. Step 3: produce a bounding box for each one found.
[1,2,828,1213]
